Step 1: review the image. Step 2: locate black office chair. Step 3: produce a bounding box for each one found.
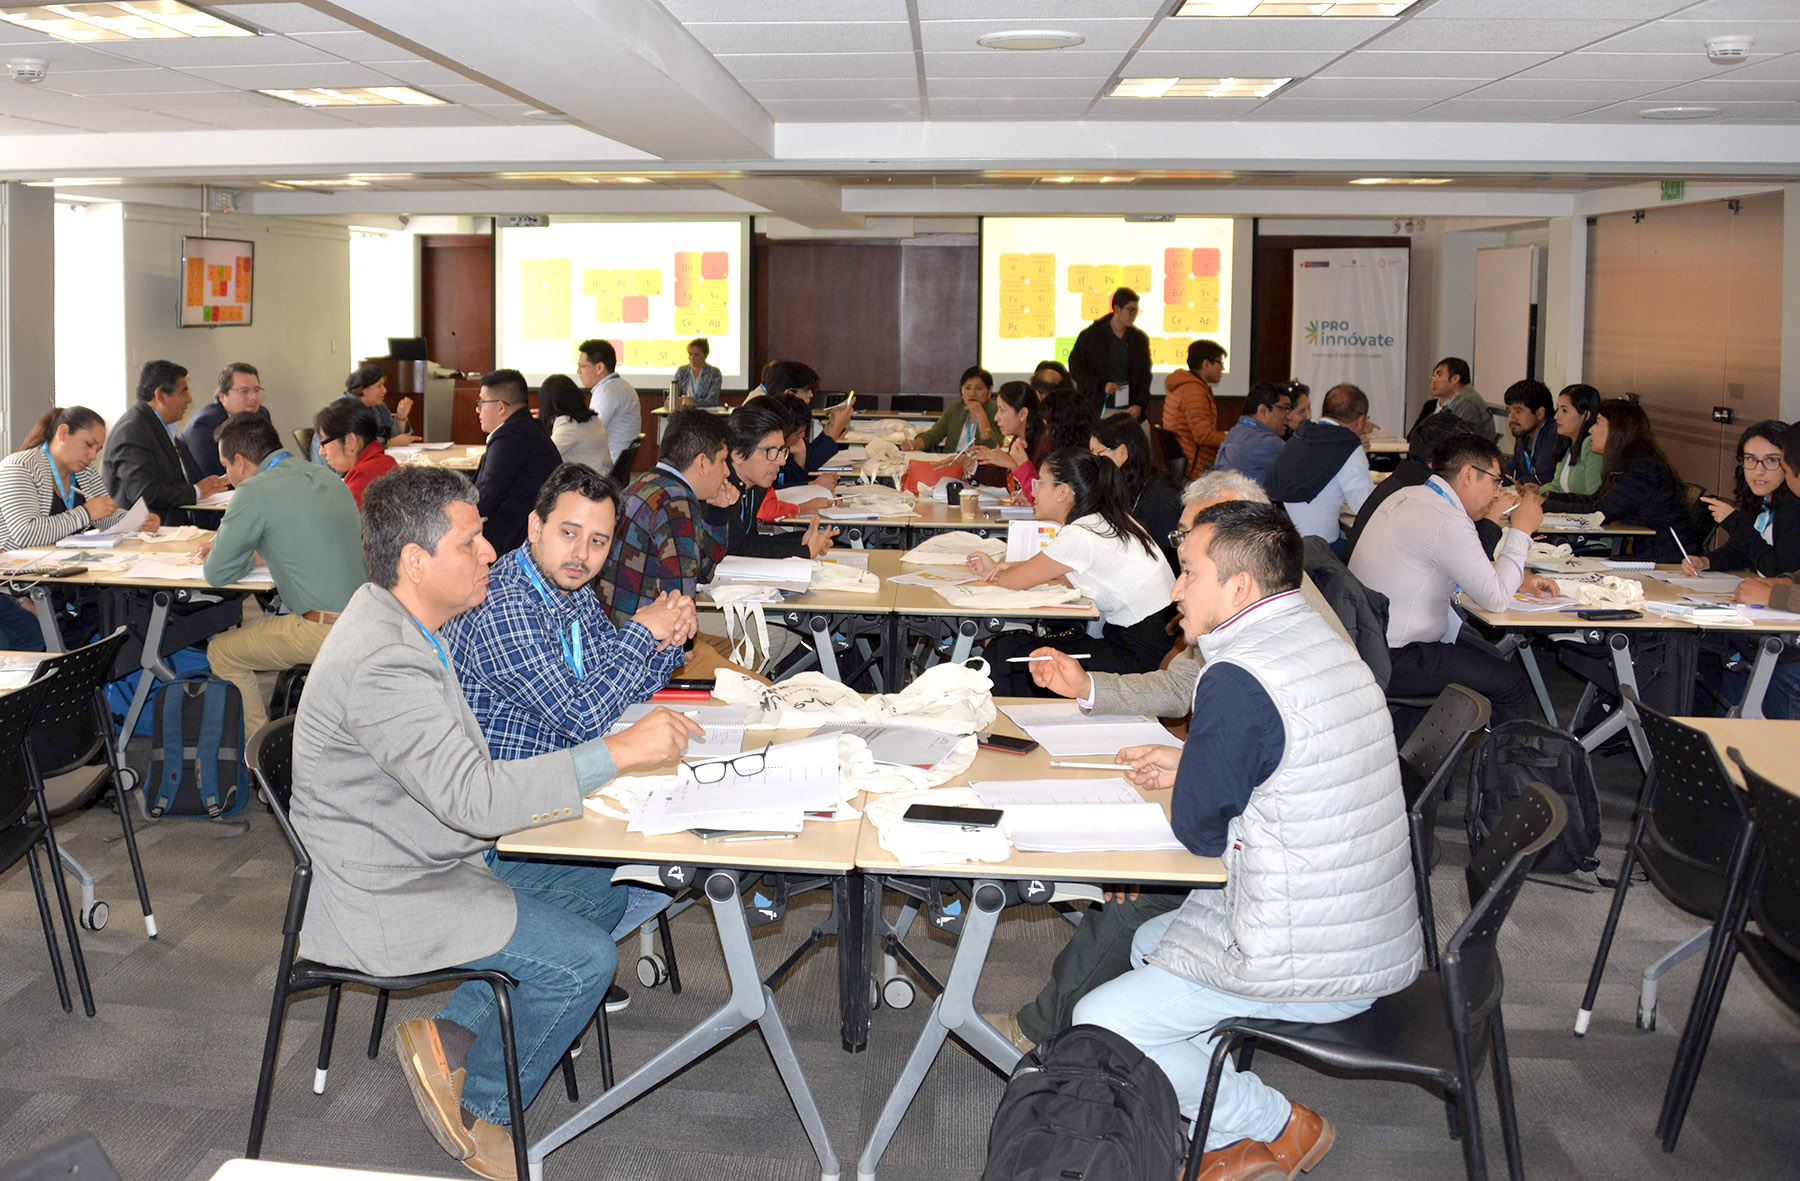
[244,717,601,1179]
[1656,749,1798,1152]
[610,435,644,485]
[1576,688,1754,1037]
[0,671,95,1016]
[292,428,315,459]
[1152,425,1186,482]
[1182,783,1566,1181]
[889,394,945,414]
[1400,684,1492,970]
[26,630,155,937]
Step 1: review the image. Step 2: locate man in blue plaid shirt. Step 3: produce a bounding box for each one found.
[444,462,701,1015]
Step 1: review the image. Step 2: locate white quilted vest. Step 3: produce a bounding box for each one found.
[1149,591,1423,1002]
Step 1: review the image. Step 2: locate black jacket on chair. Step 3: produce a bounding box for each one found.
[101,401,197,523]
[475,411,562,555]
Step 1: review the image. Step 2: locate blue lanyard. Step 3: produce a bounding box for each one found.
[40,444,76,509]
[518,556,584,677]
[1756,501,1773,540]
[258,449,290,473]
[1426,479,1460,510]
[409,615,449,669]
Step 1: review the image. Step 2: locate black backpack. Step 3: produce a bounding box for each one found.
[1464,718,1602,876]
[983,1024,1184,1181]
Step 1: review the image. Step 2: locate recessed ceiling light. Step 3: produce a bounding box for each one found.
[1349,177,1452,185]
[976,29,1085,50]
[1043,176,1075,183]
[521,107,573,122]
[273,178,370,187]
[1177,1,1420,15]
[22,175,123,186]
[1636,106,1720,120]
[0,1,255,41]
[259,86,444,108]
[1110,76,1290,99]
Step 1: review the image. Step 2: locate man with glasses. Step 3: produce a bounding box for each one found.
[576,339,642,469]
[1212,381,1294,485]
[473,368,562,554]
[1350,434,1558,724]
[712,399,835,560]
[180,361,270,481]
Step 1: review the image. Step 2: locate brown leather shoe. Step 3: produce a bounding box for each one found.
[395,1018,474,1161]
[1189,1139,1285,1181]
[1265,1102,1336,1178]
[460,1117,519,1181]
[982,1010,1036,1055]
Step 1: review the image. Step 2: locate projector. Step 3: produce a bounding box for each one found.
[6,58,48,84]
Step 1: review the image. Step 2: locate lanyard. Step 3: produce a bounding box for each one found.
[1426,479,1460,510]
[40,444,76,509]
[409,615,449,669]
[1756,503,1773,541]
[518,555,584,677]
[258,449,291,473]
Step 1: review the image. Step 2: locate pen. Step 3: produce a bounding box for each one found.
[1670,526,1692,567]
[1050,760,1126,770]
[718,832,799,843]
[1007,652,1092,662]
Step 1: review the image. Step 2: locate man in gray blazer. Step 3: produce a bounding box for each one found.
[289,465,697,1180]
[989,469,1355,1052]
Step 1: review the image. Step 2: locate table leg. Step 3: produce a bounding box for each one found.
[118,591,178,749]
[1505,636,1556,726]
[947,618,980,666]
[857,879,1019,1181]
[1576,632,1651,772]
[836,871,872,1049]
[529,867,839,1179]
[806,614,842,682]
[1731,635,1785,720]
[28,586,64,652]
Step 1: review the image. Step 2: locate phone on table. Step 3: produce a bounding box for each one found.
[665,678,716,692]
[1576,609,1642,621]
[978,733,1039,755]
[903,803,1004,829]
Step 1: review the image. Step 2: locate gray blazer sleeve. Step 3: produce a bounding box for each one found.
[1087,645,1202,718]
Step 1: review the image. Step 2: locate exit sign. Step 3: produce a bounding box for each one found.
[1660,181,1685,201]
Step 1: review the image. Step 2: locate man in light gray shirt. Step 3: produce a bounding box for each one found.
[576,338,642,470]
[1430,356,1496,442]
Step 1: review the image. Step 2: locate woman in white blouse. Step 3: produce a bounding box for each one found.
[967,447,1177,694]
[536,373,614,475]
[0,405,159,550]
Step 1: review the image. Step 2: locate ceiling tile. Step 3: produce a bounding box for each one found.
[0,87,126,121]
[417,82,518,106]
[1711,53,1800,80]
[1363,18,1643,53]
[0,113,75,133]
[927,98,1096,120]
[1460,76,1670,101]
[175,62,406,89]
[684,22,914,55]
[0,22,58,46]
[917,0,1168,15]
[1245,96,1439,120]
[57,109,214,132]
[1124,49,1342,76]
[326,105,502,127]
[1562,97,1797,121]
[287,30,426,62]
[742,77,920,100]
[928,76,1110,99]
[40,69,230,96]
[1417,0,1692,17]
[355,58,472,86]
[1410,96,1617,119]
[1139,17,1394,53]
[1280,77,1481,101]
[759,97,923,121]
[924,49,1128,78]
[184,107,357,130]
[1677,0,1800,16]
[1513,51,1763,80]
[919,18,1153,54]
[110,89,293,113]
[664,0,908,19]
[0,42,148,71]
[209,3,358,35]
[1648,77,1800,100]
[1088,96,1269,120]
[716,52,918,79]
[1589,18,1800,55]
[86,35,338,69]
[1316,51,1557,78]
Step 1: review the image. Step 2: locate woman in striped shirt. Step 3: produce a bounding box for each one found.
[0,405,158,550]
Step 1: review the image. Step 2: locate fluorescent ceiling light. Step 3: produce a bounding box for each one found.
[272,178,370,187]
[1636,106,1719,120]
[259,86,444,108]
[975,29,1085,50]
[1110,76,1290,99]
[0,2,254,41]
[1177,1,1420,15]
[1349,177,1452,185]
[23,175,123,186]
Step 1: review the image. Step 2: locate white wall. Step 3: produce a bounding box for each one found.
[54,201,126,423]
[119,206,350,443]
[1,182,56,449]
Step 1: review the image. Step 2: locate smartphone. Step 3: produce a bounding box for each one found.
[1577,608,1643,621]
[843,389,856,411]
[665,678,716,692]
[978,733,1039,755]
[903,803,1003,828]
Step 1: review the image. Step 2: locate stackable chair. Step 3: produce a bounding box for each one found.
[1399,684,1492,969]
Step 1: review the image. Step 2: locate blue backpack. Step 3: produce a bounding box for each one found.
[144,672,250,819]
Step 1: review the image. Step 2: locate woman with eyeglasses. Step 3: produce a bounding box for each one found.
[313,399,398,508]
[968,448,1177,695]
[1541,398,1691,563]
[1683,419,1797,576]
[718,399,835,559]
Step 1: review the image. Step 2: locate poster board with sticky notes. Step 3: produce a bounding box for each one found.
[180,237,253,328]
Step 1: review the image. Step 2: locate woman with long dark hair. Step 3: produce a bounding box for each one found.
[1090,412,1182,565]
[968,447,1177,694]
[538,372,613,472]
[0,405,139,549]
[1684,419,1797,576]
[1542,398,1690,562]
[314,399,398,508]
[1541,383,1604,495]
[968,381,1047,495]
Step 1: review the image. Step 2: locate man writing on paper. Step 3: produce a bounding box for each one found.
[289,466,699,1179]
[1075,501,1420,1181]
[442,462,699,1014]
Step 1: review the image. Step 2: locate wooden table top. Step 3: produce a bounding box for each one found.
[393,443,483,471]
[1460,564,1800,633]
[699,550,904,614]
[0,533,270,592]
[1674,717,1800,797]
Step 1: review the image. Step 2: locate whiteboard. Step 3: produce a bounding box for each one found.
[1473,244,1536,402]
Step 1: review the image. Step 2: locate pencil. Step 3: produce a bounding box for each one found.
[1007,653,1092,663]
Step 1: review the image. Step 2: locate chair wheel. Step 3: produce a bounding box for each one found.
[637,953,668,988]
[1637,1007,1657,1032]
[881,976,916,1010]
[81,901,108,931]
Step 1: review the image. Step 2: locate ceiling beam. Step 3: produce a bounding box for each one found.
[705,178,860,230]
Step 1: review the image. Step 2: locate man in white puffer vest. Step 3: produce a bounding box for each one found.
[1074,500,1422,1181]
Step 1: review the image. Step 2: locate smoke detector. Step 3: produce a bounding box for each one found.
[6,58,48,84]
[1706,35,1753,64]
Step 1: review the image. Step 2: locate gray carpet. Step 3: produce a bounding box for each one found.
[3,703,1799,1180]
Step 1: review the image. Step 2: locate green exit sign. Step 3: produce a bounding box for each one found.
[1660,180,1686,201]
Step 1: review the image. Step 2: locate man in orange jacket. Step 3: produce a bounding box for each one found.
[1163,339,1227,471]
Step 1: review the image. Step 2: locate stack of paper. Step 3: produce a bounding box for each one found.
[611,702,749,760]
[827,724,965,768]
[971,778,1183,853]
[999,702,1179,758]
[708,555,815,593]
[194,489,234,508]
[628,731,841,834]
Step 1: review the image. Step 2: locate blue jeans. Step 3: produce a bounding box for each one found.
[1072,911,1372,1147]
[436,859,627,1124]
[1763,660,1800,720]
[0,596,45,652]
[610,885,673,942]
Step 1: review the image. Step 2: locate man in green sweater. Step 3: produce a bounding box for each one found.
[203,412,368,736]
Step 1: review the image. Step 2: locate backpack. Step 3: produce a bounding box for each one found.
[982,1024,1184,1181]
[1464,719,1602,876]
[143,672,250,819]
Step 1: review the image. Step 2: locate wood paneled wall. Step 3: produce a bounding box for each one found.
[1585,193,1783,492]
[420,234,494,378]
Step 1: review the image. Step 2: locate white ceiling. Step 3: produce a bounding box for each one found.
[0,0,1796,225]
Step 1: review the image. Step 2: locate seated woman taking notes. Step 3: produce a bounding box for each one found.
[1540,397,1691,563]
[971,447,1177,695]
